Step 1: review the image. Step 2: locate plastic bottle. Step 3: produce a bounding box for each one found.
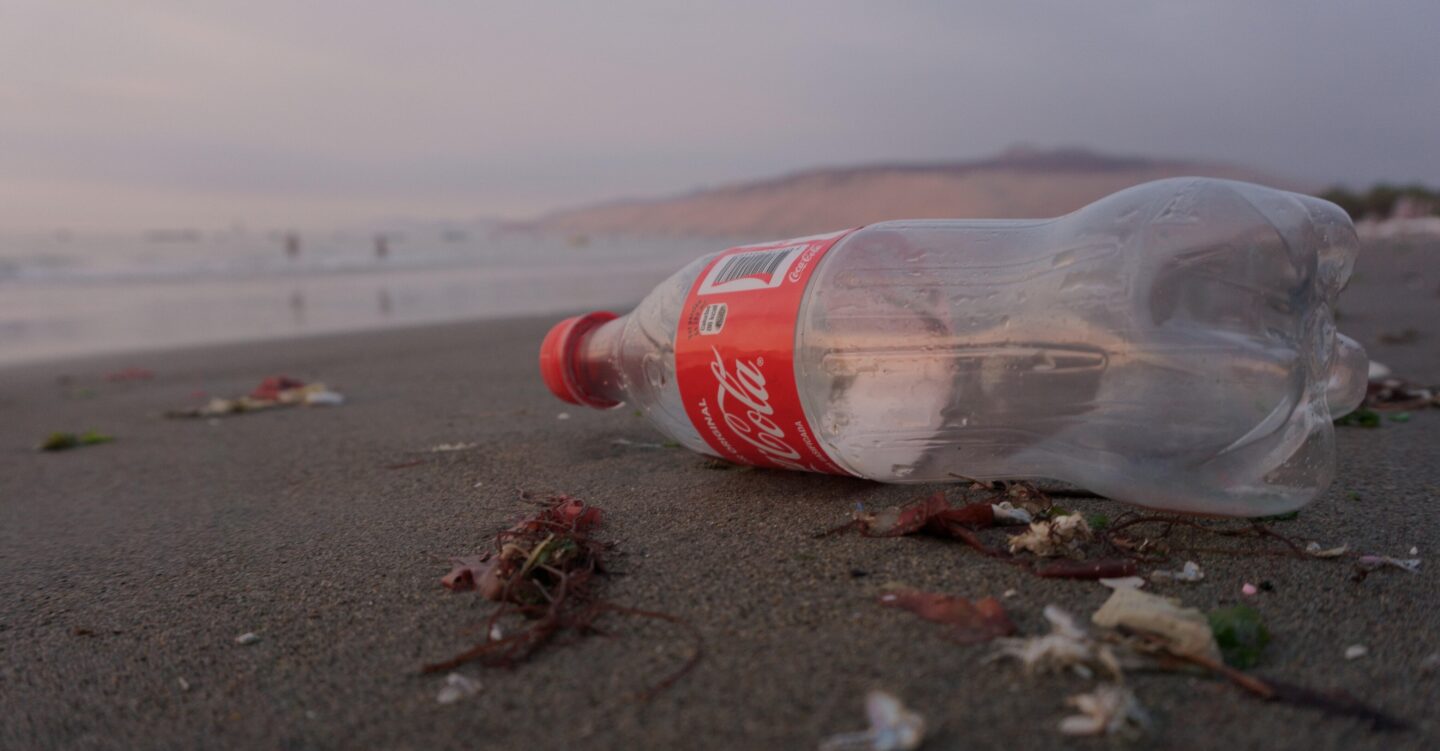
[540,178,1367,516]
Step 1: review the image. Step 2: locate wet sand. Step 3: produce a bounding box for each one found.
[2,239,1438,749]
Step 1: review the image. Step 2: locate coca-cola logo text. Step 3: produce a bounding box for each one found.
[707,347,811,471]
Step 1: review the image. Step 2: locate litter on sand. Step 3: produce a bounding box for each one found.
[1034,558,1137,580]
[1345,645,1368,660]
[1149,560,1204,583]
[819,690,925,751]
[435,673,483,704]
[992,596,1405,732]
[37,430,114,452]
[1091,588,1221,663]
[441,555,495,596]
[426,494,700,701]
[104,367,154,381]
[1099,576,1146,590]
[166,376,344,418]
[989,502,1033,525]
[1355,555,1421,575]
[989,605,1124,680]
[826,492,993,539]
[877,588,1016,644]
[235,632,261,646]
[429,442,479,453]
[1058,684,1152,738]
[1363,372,1438,412]
[1305,542,1349,559]
[1207,606,1270,668]
[1007,514,1092,557]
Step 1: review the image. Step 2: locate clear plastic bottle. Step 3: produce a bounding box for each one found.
[540,178,1367,516]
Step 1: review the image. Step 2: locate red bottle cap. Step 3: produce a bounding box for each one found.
[539,311,620,408]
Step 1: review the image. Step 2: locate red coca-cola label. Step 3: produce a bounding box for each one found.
[675,229,856,475]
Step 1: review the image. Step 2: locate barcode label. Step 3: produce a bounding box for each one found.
[716,250,790,284]
[697,245,803,295]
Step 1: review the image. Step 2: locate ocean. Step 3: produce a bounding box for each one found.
[0,225,726,365]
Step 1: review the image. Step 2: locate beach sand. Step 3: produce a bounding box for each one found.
[2,239,1439,749]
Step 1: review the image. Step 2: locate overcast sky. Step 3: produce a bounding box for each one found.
[2,1,1436,231]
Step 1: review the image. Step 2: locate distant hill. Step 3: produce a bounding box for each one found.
[535,146,1305,238]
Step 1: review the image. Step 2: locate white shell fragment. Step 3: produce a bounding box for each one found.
[818,690,925,751]
[1059,684,1152,738]
[1149,560,1203,583]
[436,672,483,704]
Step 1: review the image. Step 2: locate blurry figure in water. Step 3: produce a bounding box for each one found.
[377,287,393,317]
[289,289,306,325]
[284,232,301,260]
[374,233,389,260]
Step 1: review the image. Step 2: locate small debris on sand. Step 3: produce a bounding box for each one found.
[37,430,114,452]
[1305,542,1349,559]
[1059,684,1152,738]
[1008,514,1092,558]
[990,605,1124,680]
[989,501,1033,525]
[426,495,700,700]
[429,442,479,453]
[105,367,154,382]
[877,588,1016,644]
[1207,606,1270,668]
[1035,558,1137,580]
[235,632,261,646]
[435,673,483,704]
[1092,588,1220,663]
[167,376,344,418]
[1150,560,1204,583]
[1345,644,1368,660]
[819,690,925,751]
[1355,554,1421,575]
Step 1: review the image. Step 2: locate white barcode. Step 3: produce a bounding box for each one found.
[697,246,803,295]
[715,250,791,284]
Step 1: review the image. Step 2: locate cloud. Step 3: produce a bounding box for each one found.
[0,1,1436,229]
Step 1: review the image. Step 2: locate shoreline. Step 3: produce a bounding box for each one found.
[0,309,595,374]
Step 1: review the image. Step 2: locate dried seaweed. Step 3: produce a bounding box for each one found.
[1263,679,1409,731]
[821,491,1007,557]
[877,588,1016,644]
[823,492,994,538]
[425,495,701,700]
[1035,558,1137,580]
[1208,606,1270,669]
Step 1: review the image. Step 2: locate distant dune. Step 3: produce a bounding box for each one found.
[535,146,1305,238]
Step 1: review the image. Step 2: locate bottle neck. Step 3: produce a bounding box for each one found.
[571,317,628,408]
